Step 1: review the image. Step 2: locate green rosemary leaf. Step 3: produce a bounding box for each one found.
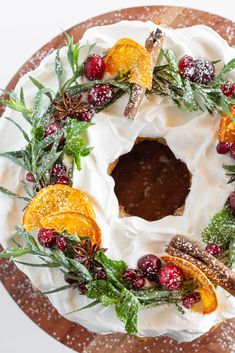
[201,206,235,246]
[5,117,30,142]
[15,227,41,252]
[0,247,30,258]
[35,127,65,153]
[68,159,75,187]
[192,85,218,113]
[182,79,199,111]
[223,164,235,173]
[29,76,53,100]
[0,186,30,202]
[42,284,76,295]
[220,97,235,122]
[0,151,31,171]
[67,258,93,281]
[213,58,235,86]
[55,49,64,91]
[229,237,235,268]
[14,260,60,268]
[36,131,63,179]
[32,89,45,124]
[64,299,100,315]
[163,49,183,87]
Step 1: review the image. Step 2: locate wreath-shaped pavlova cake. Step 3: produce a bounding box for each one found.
[1,21,235,342]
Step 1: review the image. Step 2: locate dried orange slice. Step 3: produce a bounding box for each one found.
[218,106,235,143]
[23,185,95,231]
[41,211,101,246]
[162,256,218,314]
[105,38,153,89]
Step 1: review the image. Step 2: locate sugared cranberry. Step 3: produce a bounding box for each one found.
[52,163,67,177]
[182,292,201,309]
[138,254,162,281]
[192,59,215,85]
[178,55,195,79]
[44,123,65,147]
[56,237,67,252]
[216,142,230,154]
[123,269,137,282]
[132,276,145,289]
[56,176,69,185]
[231,83,235,98]
[84,54,105,81]
[88,84,114,106]
[159,264,184,290]
[230,191,235,213]
[38,228,57,248]
[94,268,107,280]
[65,272,77,284]
[74,103,95,122]
[206,243,221,256]
[78,283,88,294]
[221,82,232,97]
[26,172,35,182]
[230,143,235,159]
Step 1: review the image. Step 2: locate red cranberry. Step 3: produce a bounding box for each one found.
[65,272,77,284]
[26,172,35,182]
[52,163,67,177]
[56,237,67,252]
[94,268,107,280]
[88,84,114,106]
[192,59,215,85]
[230,143,235,159]
[230,191,235,213]
[123,269,137,282]
[221,82,232,97]
[56,176,69,185]
[132,276,145,289]
[84,54,105,81]
[182,292,201,309]
[75,103,95,122]
[38,228,57,248]
[44,123,65,147]
[206,243,221,256]
[216,141,230,154]
[178,55,195,79]
[231,83,235,98]
[138,254,162,281]
[159,264,184,290]
[78,283,88,294]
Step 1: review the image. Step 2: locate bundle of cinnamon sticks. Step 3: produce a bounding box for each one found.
[166,235,235,296]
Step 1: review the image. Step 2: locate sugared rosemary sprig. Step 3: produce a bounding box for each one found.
[149,49,235,119]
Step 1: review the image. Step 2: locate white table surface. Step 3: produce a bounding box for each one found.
[0,1,235,352]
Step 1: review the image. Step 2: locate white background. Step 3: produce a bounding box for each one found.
[0,1,234,352]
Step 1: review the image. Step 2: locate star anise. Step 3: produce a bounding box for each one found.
[52,92,93,121]
[73,238,101,270]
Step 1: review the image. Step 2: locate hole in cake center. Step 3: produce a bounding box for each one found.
[111,139,191,221]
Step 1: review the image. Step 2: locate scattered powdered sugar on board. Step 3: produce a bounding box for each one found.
[1,5,235,353]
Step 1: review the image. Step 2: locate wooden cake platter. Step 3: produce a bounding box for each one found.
[1,6,235,353]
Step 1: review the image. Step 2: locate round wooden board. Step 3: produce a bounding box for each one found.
[0,5,235,353]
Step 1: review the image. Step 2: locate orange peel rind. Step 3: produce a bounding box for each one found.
[161,255,218,315]
[105,38,153,90]
[22,184,95,231]
[218,106,235,143]
[41,211,101,246]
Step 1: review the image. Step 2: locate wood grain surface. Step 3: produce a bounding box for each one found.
[1,6,235,353]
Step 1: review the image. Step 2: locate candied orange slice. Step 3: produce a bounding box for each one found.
[41,211,101,246]
[23,185,95,231]
[162,256,218,314]
[218,106,235,143]
[105,38,153,89]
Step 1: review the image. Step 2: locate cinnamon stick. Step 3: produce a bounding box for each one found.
[166,235,235,297]
[124,28,164,119]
